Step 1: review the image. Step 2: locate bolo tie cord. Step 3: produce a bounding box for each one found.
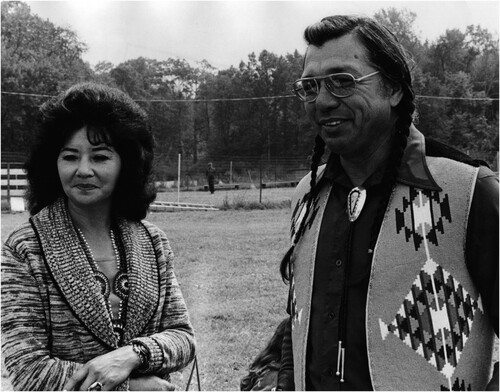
[336,223,354,383]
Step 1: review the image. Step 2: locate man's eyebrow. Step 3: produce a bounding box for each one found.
[324,66,349,73]
[302,66,352,78]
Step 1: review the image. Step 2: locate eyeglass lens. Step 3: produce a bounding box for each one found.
[295,74,356,101]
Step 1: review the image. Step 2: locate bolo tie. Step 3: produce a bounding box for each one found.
[346,186,367,222]
[335,186,368,383]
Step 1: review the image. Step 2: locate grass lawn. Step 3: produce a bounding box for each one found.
[1,191,292,391]
[147,209,291,390]
[155,187,295,209]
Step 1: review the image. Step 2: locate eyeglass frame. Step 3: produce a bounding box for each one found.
[292,71,380,102]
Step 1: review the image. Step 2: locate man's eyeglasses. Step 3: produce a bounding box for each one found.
[292,71,380,102]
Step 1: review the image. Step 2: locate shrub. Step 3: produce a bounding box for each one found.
[219,194,291,210]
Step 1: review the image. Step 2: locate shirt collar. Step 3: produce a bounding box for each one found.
[397,125,441,191]
[321,125,442,191]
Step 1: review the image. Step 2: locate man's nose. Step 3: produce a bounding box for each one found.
[315,81,341,110]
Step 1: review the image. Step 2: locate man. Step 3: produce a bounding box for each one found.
[277,15,498,391]
[206,162,217,194]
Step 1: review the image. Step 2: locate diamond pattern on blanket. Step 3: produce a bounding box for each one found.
[379,259,483,380]
[395,188,452,251]
[288,263,302,329]
[440,377,472,391]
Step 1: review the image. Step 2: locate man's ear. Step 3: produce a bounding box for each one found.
[389,82,404,107]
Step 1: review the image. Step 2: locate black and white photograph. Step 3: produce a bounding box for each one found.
[1,1,498,391]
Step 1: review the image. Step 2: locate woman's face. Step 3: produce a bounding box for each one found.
[57,126,122,212]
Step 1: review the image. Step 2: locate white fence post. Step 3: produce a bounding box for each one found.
[177,154,181,204]
[230,161,233,184]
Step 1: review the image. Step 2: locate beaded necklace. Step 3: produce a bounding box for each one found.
[76,227,129,343]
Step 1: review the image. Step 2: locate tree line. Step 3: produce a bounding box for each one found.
[2,2,498,180]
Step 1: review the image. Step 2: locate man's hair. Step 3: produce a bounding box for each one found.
[25,82,156,221]
[280,15,415,281]
[240,318,288,391]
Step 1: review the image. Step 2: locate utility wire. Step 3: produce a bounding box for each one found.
[135,94,296,102]
[1,90,499,102]
[1,91,55,98]
[415,95,499,101]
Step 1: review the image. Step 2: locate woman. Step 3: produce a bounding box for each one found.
[1,83,195,391]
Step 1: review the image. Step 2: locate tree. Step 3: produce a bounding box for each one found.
[3,3,497,172]
[373,8,428,68]
[196,49,314,161]
[465,25,499,103]
[429,29,470,78]
[1,1,92,152]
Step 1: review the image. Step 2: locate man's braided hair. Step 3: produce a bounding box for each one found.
[280,15,416,282]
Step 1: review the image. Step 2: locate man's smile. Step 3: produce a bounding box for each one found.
[319,118,349,127]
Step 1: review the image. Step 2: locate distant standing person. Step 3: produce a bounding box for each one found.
[206,162,217,194]
[1,82,196,391]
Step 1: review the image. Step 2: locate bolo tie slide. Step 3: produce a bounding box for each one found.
[346,186,367,222]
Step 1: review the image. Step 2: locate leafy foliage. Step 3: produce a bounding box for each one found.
[2,4,498,171]
[1,1,92,151]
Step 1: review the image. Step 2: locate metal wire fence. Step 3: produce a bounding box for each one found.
[2,150,497,199]
[153,155,311,191]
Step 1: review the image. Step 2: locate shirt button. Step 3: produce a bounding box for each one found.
[335,259,342,267]
[328,312,335,319]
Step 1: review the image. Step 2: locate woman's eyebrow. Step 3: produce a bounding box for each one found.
[59,145,114,153]
[59,147,78,152]
[92,146,113,152]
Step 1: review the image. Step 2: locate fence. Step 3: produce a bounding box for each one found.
[1,150,497,204]
[153,150,499,191]
[1,162,27,211]
[153,155,312,191]
[1,163,27,199]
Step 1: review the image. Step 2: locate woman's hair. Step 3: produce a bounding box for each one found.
[25,82,156,221]
[240,318,288,391]
[280,15,416,281]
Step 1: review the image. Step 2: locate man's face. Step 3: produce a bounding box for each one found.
[302,33,402,161]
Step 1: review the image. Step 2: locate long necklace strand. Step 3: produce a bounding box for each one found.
[76,228,128,341]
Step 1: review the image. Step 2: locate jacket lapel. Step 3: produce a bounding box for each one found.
[118,219,159,343]
[31,199,118,348]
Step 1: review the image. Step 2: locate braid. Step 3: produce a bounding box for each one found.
[310,135,326,190]
[280,136,325,282]
[279,246,295,283]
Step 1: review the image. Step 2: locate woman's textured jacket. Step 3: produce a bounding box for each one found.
[1,198,195,391]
